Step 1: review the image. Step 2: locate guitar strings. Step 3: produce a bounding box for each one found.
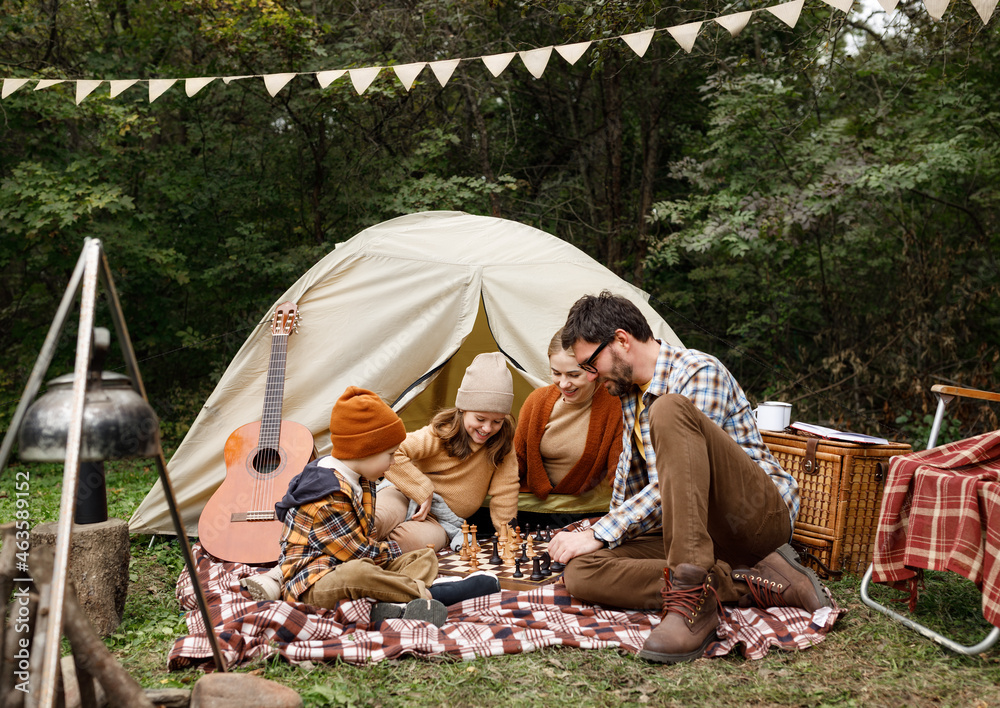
[252,323,286,519]
[267,331,289,517]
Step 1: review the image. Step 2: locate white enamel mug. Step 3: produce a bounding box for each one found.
[753,401,792,431]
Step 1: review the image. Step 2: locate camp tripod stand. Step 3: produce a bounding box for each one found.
[0,238,227,708]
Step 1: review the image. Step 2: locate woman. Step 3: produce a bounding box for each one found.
[514,328,623,520]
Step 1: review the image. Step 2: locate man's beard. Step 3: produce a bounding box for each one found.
[602,348,634,397]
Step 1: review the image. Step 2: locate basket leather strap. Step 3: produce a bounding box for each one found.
[801,437,819,475]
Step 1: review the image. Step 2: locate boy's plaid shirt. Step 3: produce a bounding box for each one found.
[279,471,401,601]
[592,340,799,547]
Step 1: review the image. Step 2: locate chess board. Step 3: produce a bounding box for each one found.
[435,538,564,591]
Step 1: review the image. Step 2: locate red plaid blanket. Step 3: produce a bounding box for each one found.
[872,430,1000,627]
[169,544,843,670]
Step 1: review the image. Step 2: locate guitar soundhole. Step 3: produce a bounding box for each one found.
[252,447,282,476]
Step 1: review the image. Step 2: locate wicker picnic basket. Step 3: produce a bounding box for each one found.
[761,430,912,576]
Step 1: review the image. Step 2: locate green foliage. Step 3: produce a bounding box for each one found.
[0,161,134,238]
[894,410,964,451]
[642,11,1000,435]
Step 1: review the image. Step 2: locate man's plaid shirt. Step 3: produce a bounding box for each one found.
[591,340,799,547]
[278,462,401,601]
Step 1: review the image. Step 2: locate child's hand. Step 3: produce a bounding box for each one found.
[411,496,433,521]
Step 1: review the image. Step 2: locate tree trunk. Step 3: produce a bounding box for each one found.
[634,117,660,288]
[634,60,664,288]
[464,84,501,217]
[602,59,623,273]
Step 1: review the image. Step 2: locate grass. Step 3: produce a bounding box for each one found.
[4,459,1000,707]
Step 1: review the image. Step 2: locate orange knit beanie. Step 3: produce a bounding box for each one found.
[329,386,406,459]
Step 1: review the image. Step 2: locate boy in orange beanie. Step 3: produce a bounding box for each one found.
[245,386,499,626]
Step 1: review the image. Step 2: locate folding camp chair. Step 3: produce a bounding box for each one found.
[860,384,1000,654]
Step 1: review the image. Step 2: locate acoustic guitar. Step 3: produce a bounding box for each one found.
[199,301,315,564]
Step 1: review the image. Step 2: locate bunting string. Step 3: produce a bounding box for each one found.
[1,0,994,105]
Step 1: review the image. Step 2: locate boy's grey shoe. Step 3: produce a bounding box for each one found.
[369,601,406,626]
[403,598,448,626]
[241,566,283,602]
[370,598,448,628]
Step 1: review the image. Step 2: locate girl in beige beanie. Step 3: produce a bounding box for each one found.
[373,352,520,552]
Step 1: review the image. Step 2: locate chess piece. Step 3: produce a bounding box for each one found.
[459,522,471,561]
[469,554,479,571]
[540,552,552,577]
[526,536,535,558]
[470,525,481,553]
[500,525,515,564]
[529,556,544,581]
[550,559,566,574]
[489,535,503,565]
[519,543,529,565]
[512,558,523,578]
[534,525,545,543]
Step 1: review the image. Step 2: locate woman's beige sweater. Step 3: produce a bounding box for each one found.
[384,425,519,532]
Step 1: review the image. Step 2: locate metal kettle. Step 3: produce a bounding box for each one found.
[17,328,160,462]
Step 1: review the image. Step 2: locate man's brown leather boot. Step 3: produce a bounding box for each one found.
[732,544,831,612]
[638,564,719,664]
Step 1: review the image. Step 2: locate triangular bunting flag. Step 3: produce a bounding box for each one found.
[148,79,175,103]
[714,11,753,37]
[821,0,854,11]
[185,77,216,97]
[970,0,998,22]
[263,73,295,97]
[876,0,899,11]
[2,78,30,99]
[109,79,139,98]
[223,75,252,85]
[316,70,346,89]
[392,63,425,91]
[555,41,591,65]
[519,47,552,79]
[481,52,516,77]
[349,67,381,95]
[75,80,102,105]
[923,0,950,17]
[620,29,655,57]
[767,0,805,27]
[35,79,64,91]
[667,22,703,53]
[429,59,461,87]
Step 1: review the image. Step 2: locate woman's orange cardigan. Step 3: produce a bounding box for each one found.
[514,384,623,500]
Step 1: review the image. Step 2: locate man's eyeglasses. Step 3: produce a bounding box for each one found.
[579,334,615,375]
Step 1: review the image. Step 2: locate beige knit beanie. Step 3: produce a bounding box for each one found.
[455,352,513,415]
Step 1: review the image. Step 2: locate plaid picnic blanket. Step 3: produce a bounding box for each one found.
[169,543,843,670]
[871,430,1000,627]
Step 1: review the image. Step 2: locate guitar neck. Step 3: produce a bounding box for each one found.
[259,332,289,447]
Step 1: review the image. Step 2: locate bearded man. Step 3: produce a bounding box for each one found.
[547,291,829,664]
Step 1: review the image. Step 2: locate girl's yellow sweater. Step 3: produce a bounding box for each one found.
[384,425,519,532]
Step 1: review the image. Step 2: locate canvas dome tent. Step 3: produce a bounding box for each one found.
[129,211,682,536]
